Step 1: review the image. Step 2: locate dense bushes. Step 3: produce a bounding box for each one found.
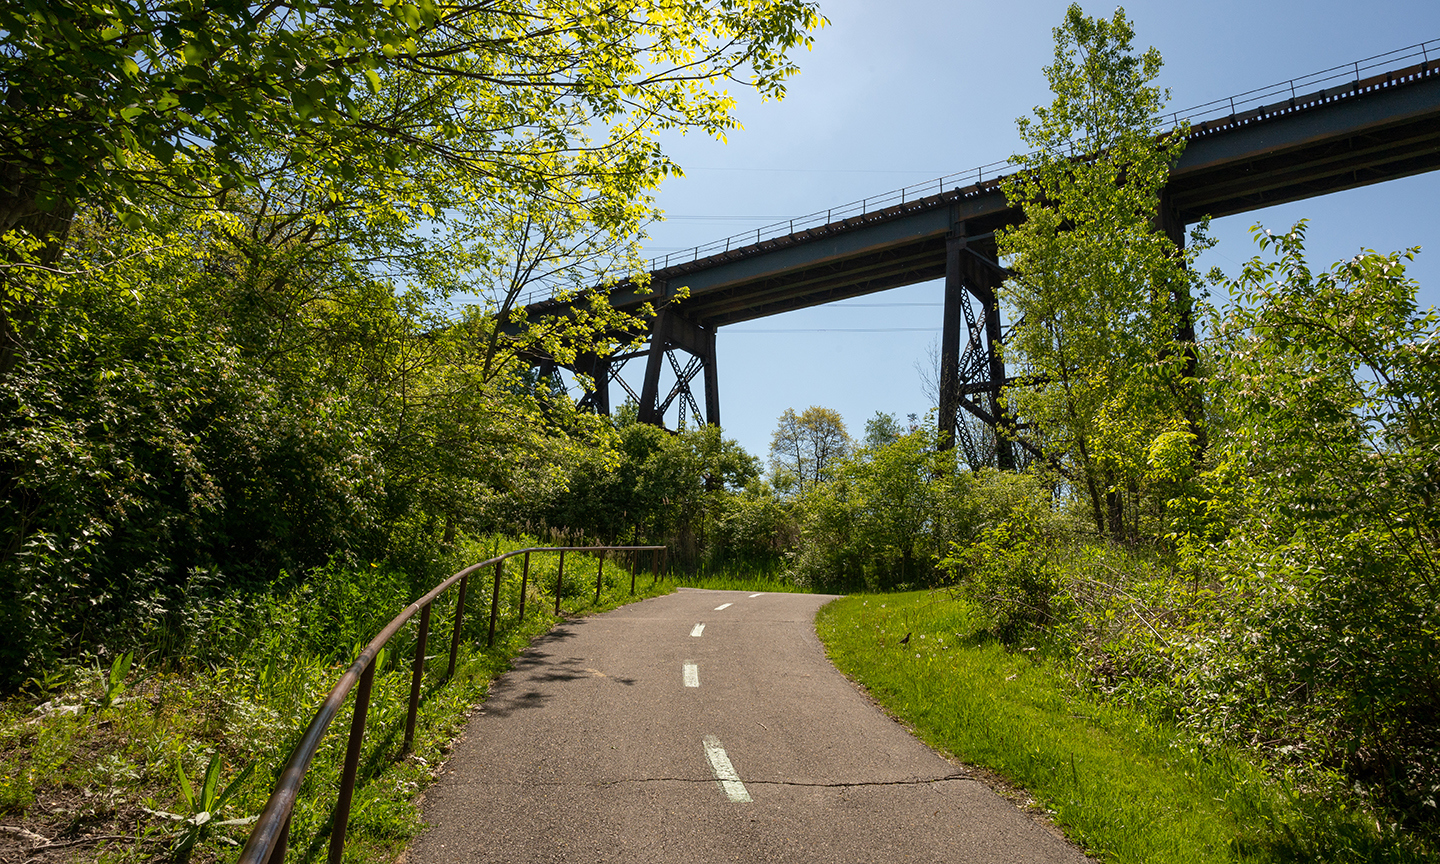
[916,227,1440,838]
[540,414,763,569]
[1181,225,1440,824]
[0,205,608,690]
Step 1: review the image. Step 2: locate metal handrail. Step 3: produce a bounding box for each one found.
[237,544,668,864]
[506,36,1438,311]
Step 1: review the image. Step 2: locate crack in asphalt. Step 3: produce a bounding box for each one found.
[491,774,972,789]
[745,775,973,788]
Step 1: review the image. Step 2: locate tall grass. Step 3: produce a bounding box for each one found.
[669,555,817,594]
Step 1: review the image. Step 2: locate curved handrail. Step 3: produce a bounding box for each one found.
[237,544,667,864]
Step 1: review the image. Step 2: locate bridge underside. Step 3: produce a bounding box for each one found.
[527,61,1440,454]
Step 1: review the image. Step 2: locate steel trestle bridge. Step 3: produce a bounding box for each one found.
[522,39,1440,466]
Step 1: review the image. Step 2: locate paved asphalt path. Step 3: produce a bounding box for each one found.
[410,589,1091,863]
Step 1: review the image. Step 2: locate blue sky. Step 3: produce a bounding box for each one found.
[618,1,1440,461]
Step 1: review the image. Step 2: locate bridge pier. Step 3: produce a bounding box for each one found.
[637,299,720,429]
[938,228,1016,470]
[572,352,612,416]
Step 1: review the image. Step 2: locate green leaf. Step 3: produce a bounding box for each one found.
[110,652,133,688]
[177,759,195,812]
[201,754,221,810]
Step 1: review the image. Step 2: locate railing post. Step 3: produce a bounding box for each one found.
[594,549,606,605]
[630,552,637,595]
[447,575,467,679]
[652,547,660,585]
[518,552,530,622]
[487,559,503,648]
[403,602,432,752]
[264,814,290,864]
[554,550,566,615]
[327,660,374,864]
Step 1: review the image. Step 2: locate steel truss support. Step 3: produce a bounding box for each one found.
[1157,190,1206,457]
[571,353,611,416]
[938,227,1017,470]
[566,348,648,417]
[637,301,720,429]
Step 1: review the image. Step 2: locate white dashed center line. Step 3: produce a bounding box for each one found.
[749,593,764,598]
[703,735,752,802]
[714,602,732,611]
[690,623,705,637]
[683,662,700,688]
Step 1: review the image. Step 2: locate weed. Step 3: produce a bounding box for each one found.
[148,753,257,863]
[91,652,134,713]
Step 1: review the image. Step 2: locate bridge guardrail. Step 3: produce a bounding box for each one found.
[236,544,668,864]
[507,36,1438,311]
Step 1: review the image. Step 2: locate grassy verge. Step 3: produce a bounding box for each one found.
[815,590,1431,864]
[0,538,673,864]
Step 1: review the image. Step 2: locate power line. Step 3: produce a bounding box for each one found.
[723,327,940,333]
[682,167,948,175]
[661,215,792,221]
[828,302,942,307]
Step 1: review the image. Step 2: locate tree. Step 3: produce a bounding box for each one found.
[768,406,850,494]
[997,4,1210,540]
[0,0,826,381]
[861,411,903,451]
[0,0,824,241]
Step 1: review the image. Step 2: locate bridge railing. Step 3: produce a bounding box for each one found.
[509,35,1439,311]
[644,37,1440,274]
[1170,37,1438,132]
[236,544,668,864]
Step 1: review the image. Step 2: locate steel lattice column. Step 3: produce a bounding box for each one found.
[572,352,611,416]
[937,234,965,451]
[637,306,720,429]
[938,228,1016,470]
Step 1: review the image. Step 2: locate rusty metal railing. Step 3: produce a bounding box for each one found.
[236,544,667,864]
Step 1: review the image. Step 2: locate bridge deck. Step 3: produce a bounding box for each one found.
[525,59,1440,329]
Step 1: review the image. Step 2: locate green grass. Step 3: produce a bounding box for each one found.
[0,537,674,864]
[671,571,818,593]
[664,557,818,594]
[815,590,1431,864]
[662,555,818,595]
